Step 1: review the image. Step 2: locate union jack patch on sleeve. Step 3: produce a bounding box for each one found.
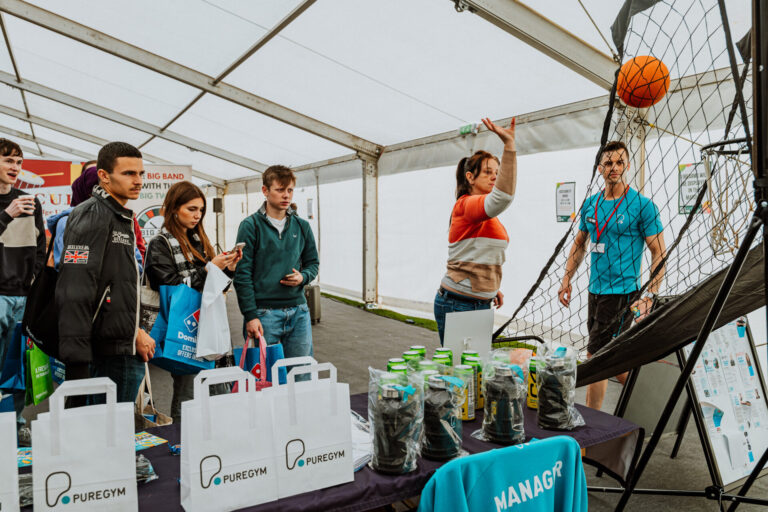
[64,250,89,264]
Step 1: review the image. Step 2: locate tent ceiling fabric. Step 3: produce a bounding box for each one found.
[0,0,749,183]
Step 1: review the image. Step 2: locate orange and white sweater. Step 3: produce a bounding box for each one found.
[441,150,516,299]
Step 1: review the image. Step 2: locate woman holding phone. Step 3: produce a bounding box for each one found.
[144,180,242,422]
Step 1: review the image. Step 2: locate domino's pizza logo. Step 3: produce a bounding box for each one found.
[184,310,200,334]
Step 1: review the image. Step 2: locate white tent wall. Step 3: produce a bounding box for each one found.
[314,178,363,297]
[374,146,598,321]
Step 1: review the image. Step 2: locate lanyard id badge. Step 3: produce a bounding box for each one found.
[592,243,605,254]
[593,187,629,244]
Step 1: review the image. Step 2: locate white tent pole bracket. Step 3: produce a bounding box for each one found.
[450,0,617,90]
[0,0,382,158]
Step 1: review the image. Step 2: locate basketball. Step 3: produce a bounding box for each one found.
[617,56,670,108]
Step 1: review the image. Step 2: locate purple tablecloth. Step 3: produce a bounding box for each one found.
[20,393,641,511]
[129,393,641,511]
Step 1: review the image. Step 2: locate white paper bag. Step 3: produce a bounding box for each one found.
[270,360,354,498]
[32,378,137,511]
[180,367,278,511]
[0,399,19,512]
[196,262,232,360]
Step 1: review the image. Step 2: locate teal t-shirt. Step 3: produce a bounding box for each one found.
[578,187,662,295]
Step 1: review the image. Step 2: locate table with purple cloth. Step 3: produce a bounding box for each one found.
[120,393,643,511]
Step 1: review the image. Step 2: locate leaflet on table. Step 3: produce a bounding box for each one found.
[135,431,167,451]
[18,447,32,468]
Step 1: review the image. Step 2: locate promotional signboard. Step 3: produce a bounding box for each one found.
[127,165,191,242]
[678,162,708,214]
[555,182,576,222]
[16,160,190,242]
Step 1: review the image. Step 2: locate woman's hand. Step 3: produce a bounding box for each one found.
[211,251,237,270]
[227,247,243,271]
[493,290,504,308]
[481,117,516,151]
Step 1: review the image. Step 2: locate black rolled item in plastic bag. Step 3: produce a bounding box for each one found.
[483,365,525,444]
[422,376,462,460]
[536,352,584,430]
[372,385,420,474]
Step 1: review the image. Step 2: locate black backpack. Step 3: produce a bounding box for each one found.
[22,220,61,359]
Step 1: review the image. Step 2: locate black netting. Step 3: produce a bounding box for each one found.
[497,0,755,357]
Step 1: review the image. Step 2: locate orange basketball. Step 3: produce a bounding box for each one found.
[617,56,670,108]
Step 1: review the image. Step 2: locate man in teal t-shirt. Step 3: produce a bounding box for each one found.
[558,141,666,410]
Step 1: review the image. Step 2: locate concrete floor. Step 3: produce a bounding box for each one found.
[22,294,768,511]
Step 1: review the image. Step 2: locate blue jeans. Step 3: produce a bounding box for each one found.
[91,355,144,404]
[247,304,313,381]
[255,304,314,358]
[0,295,27,426]
[433,289,492,346]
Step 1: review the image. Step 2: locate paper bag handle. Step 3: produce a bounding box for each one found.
[136,363,157,412]
[286,362,338,425]
[50,378,117,456]
[194,367,257,440]
[271,355,317,384]
[238,336,269,384]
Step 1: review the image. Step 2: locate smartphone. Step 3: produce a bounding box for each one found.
[229,242,246,253]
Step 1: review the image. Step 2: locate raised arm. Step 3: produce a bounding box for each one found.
[481,117,517,218]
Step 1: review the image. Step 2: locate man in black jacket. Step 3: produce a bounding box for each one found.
[56,142,155,402]
[0,138,45,428]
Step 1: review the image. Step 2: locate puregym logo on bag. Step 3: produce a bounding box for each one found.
[199,455,267,489]
[285,439,345,470]
[45,471,127,507]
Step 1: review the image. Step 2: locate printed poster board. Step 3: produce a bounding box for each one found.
[15,159,190,243]
[555,182,576,222]
[126,165,191,242]
[678,162,707,215]
[681,319,768,490]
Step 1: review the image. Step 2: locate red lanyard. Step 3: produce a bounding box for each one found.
[594,187,628,243]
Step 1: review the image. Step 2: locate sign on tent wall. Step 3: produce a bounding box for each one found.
[127,165,191,241]
[19,159,190,242]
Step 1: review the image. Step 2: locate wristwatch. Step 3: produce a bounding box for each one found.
[640,290,657,301]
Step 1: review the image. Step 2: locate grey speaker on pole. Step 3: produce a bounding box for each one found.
[212,198,223,213]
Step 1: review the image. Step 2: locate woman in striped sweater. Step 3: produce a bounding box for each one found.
[434,117,517,344]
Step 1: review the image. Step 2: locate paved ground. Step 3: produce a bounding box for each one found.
[22,295,768,510]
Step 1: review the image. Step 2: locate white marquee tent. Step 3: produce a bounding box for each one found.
[0,0,760,347]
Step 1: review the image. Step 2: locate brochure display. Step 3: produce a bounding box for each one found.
[681,319,768,489]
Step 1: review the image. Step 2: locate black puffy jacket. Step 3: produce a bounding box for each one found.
[145,232,208,293]
[144,231,233,293]
[55,186,140,364]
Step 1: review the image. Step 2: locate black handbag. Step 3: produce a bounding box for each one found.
[22,221,60,358]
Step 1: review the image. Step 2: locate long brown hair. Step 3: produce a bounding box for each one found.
[161,181,215,263]
[455,150,499,199]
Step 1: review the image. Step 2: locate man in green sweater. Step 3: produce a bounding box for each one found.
[234,165,319,358]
